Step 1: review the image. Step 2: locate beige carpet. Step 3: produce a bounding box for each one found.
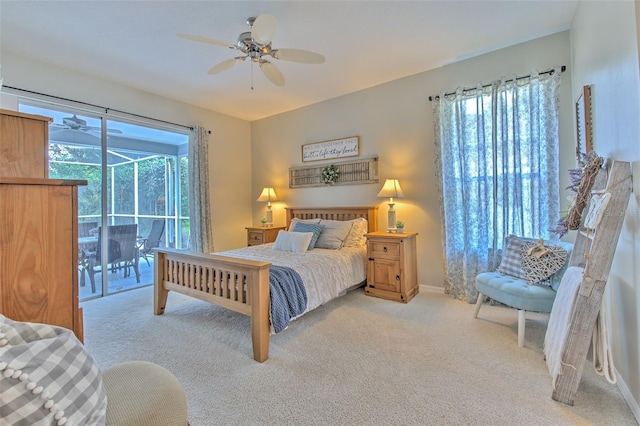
[82,286,637,425]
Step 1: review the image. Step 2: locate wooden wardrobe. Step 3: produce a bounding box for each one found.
[0,109,86,341]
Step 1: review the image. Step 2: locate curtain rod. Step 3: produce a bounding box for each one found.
[427,65,566,102]
[2,84,208,133]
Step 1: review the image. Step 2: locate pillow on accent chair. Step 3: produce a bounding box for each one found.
[519,241,568,286]
[496,234,537,279]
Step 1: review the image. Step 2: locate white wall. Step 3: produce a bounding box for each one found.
[571,0,640,417]
[251,32,574,292]
[0,51,253,251]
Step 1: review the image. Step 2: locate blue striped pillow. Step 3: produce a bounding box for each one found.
[291,222,325,250]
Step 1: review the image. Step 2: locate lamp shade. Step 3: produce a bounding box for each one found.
[256,187,278,203]
[377,179,405,199]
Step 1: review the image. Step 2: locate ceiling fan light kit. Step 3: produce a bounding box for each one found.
[178,13,325,87]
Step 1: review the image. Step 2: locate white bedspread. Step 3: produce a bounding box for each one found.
[219,243,367,315]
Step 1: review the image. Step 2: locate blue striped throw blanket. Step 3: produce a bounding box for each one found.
[270,266,307,333]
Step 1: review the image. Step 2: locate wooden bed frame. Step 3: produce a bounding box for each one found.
[154,206,378,362]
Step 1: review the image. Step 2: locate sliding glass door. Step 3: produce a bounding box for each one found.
[19,102,189,301]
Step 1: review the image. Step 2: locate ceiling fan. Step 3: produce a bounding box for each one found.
[178,13,325,88]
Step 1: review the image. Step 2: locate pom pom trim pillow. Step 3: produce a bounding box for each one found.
[272,230,314,254]
[0,314,107,426]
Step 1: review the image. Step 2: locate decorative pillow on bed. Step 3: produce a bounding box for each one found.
[343,218,369,248]
[315,220,354,250]
[520,241,568,286]
[272,230,314,254]
[288,218,321,231]
[0,314,107,426]
[496,234,537,279]
[291,222,325,250]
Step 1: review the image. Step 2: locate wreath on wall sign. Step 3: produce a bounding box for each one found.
[321,164,340,185]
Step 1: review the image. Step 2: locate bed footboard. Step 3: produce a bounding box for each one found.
[153,248,271,362]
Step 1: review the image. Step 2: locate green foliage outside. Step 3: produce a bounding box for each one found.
[49,144,190,248]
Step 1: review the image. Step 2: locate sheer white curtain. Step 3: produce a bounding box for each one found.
[433,68,562,302]
[188,126,214,253]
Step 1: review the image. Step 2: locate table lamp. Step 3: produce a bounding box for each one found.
[257,187,278,226]
[377,179,405,232]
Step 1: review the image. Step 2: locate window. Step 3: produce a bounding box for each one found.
[19,101,189,300]
[433,69,562,301]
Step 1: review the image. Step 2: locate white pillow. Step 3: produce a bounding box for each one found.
[288,217,322,231]
[272,230,314,254]
[315,220,354,250]
[343,218,369,247]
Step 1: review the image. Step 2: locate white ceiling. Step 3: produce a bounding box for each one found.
[0,1,578,122]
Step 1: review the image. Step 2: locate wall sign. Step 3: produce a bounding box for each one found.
[302,136,359,162]
[575,85,593,164]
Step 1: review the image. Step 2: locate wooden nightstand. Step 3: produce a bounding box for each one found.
[246,226,286,246]
[365,231,418,303]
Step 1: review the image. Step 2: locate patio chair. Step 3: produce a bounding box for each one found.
[78,221,98,288]
[78,221,98,238]
[84,224,140,293]
[139,219,165,266]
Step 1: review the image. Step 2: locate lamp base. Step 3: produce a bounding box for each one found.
[387,203,396,233]
[266,208,273,227]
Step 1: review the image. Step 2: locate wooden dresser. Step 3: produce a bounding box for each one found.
[0,109,51,178]
[0,109,86,341]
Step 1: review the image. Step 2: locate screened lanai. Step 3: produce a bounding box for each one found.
[20,103,190,301]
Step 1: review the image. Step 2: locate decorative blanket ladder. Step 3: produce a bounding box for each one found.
[550,160,632,405]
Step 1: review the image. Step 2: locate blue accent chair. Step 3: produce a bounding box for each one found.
[473,240,573,347]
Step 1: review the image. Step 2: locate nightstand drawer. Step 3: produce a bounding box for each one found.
[248,231,264,245]
[369,240,400,258]
[246,226,285,246]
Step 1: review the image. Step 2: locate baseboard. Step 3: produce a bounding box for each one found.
[616,367,640,424]
[419,284,445,293]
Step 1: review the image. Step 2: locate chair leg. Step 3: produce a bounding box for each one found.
[134,257,140,283]
[87,264,96,294]
[473,292,484,318]
[518,309,526,348]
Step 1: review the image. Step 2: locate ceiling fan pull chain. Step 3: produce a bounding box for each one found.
[251,61,254,91]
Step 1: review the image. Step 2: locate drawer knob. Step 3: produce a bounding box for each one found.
[396,275,400,281]
[383,246,387,252]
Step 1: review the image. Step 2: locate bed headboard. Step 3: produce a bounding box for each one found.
[285,207,378,232]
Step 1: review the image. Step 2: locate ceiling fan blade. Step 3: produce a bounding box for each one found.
[271,48,325,64]
[259,61,285,86]
[177,33,235,48]
[251,13,277,46]
[208,57,245,75]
